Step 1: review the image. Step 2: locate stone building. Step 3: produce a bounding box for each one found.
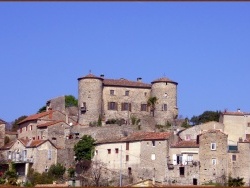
[168,140,199,185]
[227,140,250,186]
[0,119,6,147]
[17,110,77,140]
[178,121,224,141]
[94,132,173,184]
[0,138,57,181]
[198,130,228,185]
[220,109,250,146]
[78,73,178,126]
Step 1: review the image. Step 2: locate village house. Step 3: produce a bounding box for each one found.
[93,132,173,184]
[17,110,77,141]
[77,73,178,126]
[0,138,57,182]
[168,140,199,185]
[0,119,6,148]
[220,109,250,146]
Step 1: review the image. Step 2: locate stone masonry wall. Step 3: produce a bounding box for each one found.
[151,82,178,125]
[0,123,5,147]
[78,78,103,125]
[199,131,228,185]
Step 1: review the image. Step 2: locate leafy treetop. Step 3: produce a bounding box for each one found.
[65,95,78,107]
[74,135,95,161]
[190,110,220,125]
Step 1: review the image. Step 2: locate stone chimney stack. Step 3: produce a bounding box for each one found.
[137,77,142,82]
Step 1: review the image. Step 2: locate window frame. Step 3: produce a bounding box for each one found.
[211,143,216,150]
[110,90,115,96]
[141,104,147,111]
[125,90,129,96]
[212,158,217,165]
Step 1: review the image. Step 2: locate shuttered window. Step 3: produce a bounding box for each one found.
[108,102,118,110]
[121,103,131,111]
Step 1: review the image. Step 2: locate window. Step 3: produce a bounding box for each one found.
[141,104,147,111]
[144,92,147,96]
[179,167,185,176]
[187,155,193,162]
[177,155,183,165]
[32,137,35,140]
[48,150,52,160]
[152,141,155,147]
[26,127,27,131]
[37,136,40,140]
[108,149,111,154]
[211,143,216,150]
[125,90,129,96]
[248,122,250,127]
[126,155,129,161]
[128,167,132,175]
[95,150,98,155]
[115,148,119,154]
[212,158,216,165]
[20,128,22,133]
[232,154,236,161]
[151,154,156,160]
[108,102,117,110]
[110,90,115,95]
[30,125,33,131]
[45,166,48,172]
[8,151,12,160]
[162,104,167,111]
[52,137,57,140]
[126,142,129,150]
[121,103,131,111]
[185,134,191,141]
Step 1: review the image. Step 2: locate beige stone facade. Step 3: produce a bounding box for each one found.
[0,119,6,147]
[93,132,172,184]
[220,110,250,146]
[199,130,228,185]
[0,138,57,181]
[78,74,178,126]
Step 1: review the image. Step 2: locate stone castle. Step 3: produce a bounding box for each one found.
[77,73,178,126]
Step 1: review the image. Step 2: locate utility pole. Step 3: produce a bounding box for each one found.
[119,145,122,187]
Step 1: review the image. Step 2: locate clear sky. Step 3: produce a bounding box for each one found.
[1,2,250,122]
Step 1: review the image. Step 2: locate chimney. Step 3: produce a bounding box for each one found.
[137,77,142,82]
[100,74,104,78]
[237,108,241,112]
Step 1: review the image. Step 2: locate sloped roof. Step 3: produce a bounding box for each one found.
[221,111,250,116]
[5,131,18,135]
[37,120,64,128]
[0,140,16,150]
[151,77,178,85]
[103,78,151,88]
[77,73,104,81]
[96,132,172,144]
[18,110,53,125]
[171,140,199,148]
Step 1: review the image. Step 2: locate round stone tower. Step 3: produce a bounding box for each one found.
[78,73,103,125]
[151,77,178,125]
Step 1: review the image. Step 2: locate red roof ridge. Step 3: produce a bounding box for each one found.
[18,110,54,125]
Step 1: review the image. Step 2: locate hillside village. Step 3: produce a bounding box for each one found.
[1,72,250,186]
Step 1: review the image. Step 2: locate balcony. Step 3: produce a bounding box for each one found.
[8,155,34,163]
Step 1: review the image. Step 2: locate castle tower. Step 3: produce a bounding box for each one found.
[151,77,178,125]
[78,73,103,125]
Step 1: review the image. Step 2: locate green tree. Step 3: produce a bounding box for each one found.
[228,176,245,187]
[181,118,192,128]
[3,163,18,185]
[48,163,66,180]
[27,168,53,186]
[37,106,46,113]
[4,136,10,145]
[190,111,220,125]
[65,95,78,107]
[147,96,158,117]
[74,135,95,161]
[11,115,27,131]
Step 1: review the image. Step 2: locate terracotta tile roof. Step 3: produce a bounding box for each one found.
[78,73,104,81]
[221,111,250,116]
[103,78,151,88]
[5,131,18,135]
[37,120,63,128]
[171,140,199,148]
[96,132,172,144]
[151,77,178,85]
[18,110,53,125]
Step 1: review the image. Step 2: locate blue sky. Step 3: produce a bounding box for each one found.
[1,3,250,122]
